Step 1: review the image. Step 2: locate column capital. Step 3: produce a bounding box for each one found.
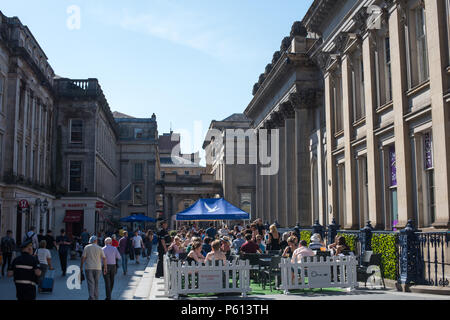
[280,101,295,119]
[271,111,285,128]
[289,89,322,110]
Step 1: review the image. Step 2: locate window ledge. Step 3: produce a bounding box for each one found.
[406,80,430,97]
[334,130,344,139]
[375,101,393,114]
[352,117,366,127]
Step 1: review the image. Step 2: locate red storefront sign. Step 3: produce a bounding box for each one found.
[62,203,87,208]
[63,210,83,223]
[95,202,105,209]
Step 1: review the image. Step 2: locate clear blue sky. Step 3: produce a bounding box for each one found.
[1,0,313,155]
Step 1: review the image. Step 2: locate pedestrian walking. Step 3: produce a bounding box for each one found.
[1,230,16,277]
[35,240,54,292]
[56,229,71,276]
[23,227,39,253]
[44,230,56,251]
[118,231,130,275]
[7,240,41,301]
[102,238,121,300]
[132,231,145,264]
[144,230,153,260]
[155,220,170,278]
[37,229,46,243]
[80,229,90,248]
[80,236,106,300]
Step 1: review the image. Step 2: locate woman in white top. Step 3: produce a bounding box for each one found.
[36,240,54,292]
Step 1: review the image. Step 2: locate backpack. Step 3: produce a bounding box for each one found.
[24,232,35,246]
[126,237,133,254]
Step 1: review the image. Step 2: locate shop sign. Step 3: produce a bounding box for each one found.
[62,203,88,208]
[18,199,29,209]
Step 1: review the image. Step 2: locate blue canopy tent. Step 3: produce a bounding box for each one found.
[120,214,156,223]
[176,198,250,228]
[120,214,156,232]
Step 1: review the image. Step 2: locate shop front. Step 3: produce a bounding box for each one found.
[54,198,117,239]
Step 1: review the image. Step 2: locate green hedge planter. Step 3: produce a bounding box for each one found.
[300,231,312,246]
[371,233,399,281]
[337,233,358,253]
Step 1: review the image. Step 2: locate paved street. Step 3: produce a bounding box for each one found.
[0,249,154,300]
[1,249,449,301]
[147,266,450,301]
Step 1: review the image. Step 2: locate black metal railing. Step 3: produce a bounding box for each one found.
[292,219,448,287]
[417,231,449,287]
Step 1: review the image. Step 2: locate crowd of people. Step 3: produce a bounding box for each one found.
[154,218,352,279]
[1,218,353,300]
[0,226,156,300]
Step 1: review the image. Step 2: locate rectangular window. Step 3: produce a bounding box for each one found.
[133,185,144,205]
[384,37,392,102]
[0,76,4,112]
[69,161,82,192]
[134,128,143,139]
[70,119,83,143]
[446,0,450,65]
[134,163,143,180]
[332,74,343,133]
[336,163,346,226]
[415,5,429,83]
[424,132,435,224]
[240,192,252,217]
[352,55,366,122]
[388,145,398,230]
[357,156,369,228]
[0,134,3,173]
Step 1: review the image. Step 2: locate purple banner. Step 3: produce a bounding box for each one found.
[424,132,433,169]
[389,146,397,187]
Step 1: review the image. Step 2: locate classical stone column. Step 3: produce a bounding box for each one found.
[341,54,358,229]
[290,91,313,228]
[316,107,326,225]
[273,111,286,227]
[389,3,414,228]
[36,101,42,183]
[21,88,29,177]
[281,102,296,227]
[266,120,278,225]
[255,139,262,220]
[30,95,36,180]
[263,128,271,224]
[424,0,450,228]
[362,30,384,229]
[324,74,338,224]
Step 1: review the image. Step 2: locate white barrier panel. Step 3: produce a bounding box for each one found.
[163,255,252,299]
[279,255,358,294]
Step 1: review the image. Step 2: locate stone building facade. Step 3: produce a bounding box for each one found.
[203,113,256,219]
[0,12,162,241]
[114,115,159,223]
[52,78,120,237]
[0,12,56,242]
[244,0,450,231]
[156,131,222,229]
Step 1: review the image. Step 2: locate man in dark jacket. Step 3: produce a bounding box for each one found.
[1,230,16,276]
[155,221,170,278]
[8,240,41,300]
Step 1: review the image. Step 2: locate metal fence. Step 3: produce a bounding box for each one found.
[293,219,448,287]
